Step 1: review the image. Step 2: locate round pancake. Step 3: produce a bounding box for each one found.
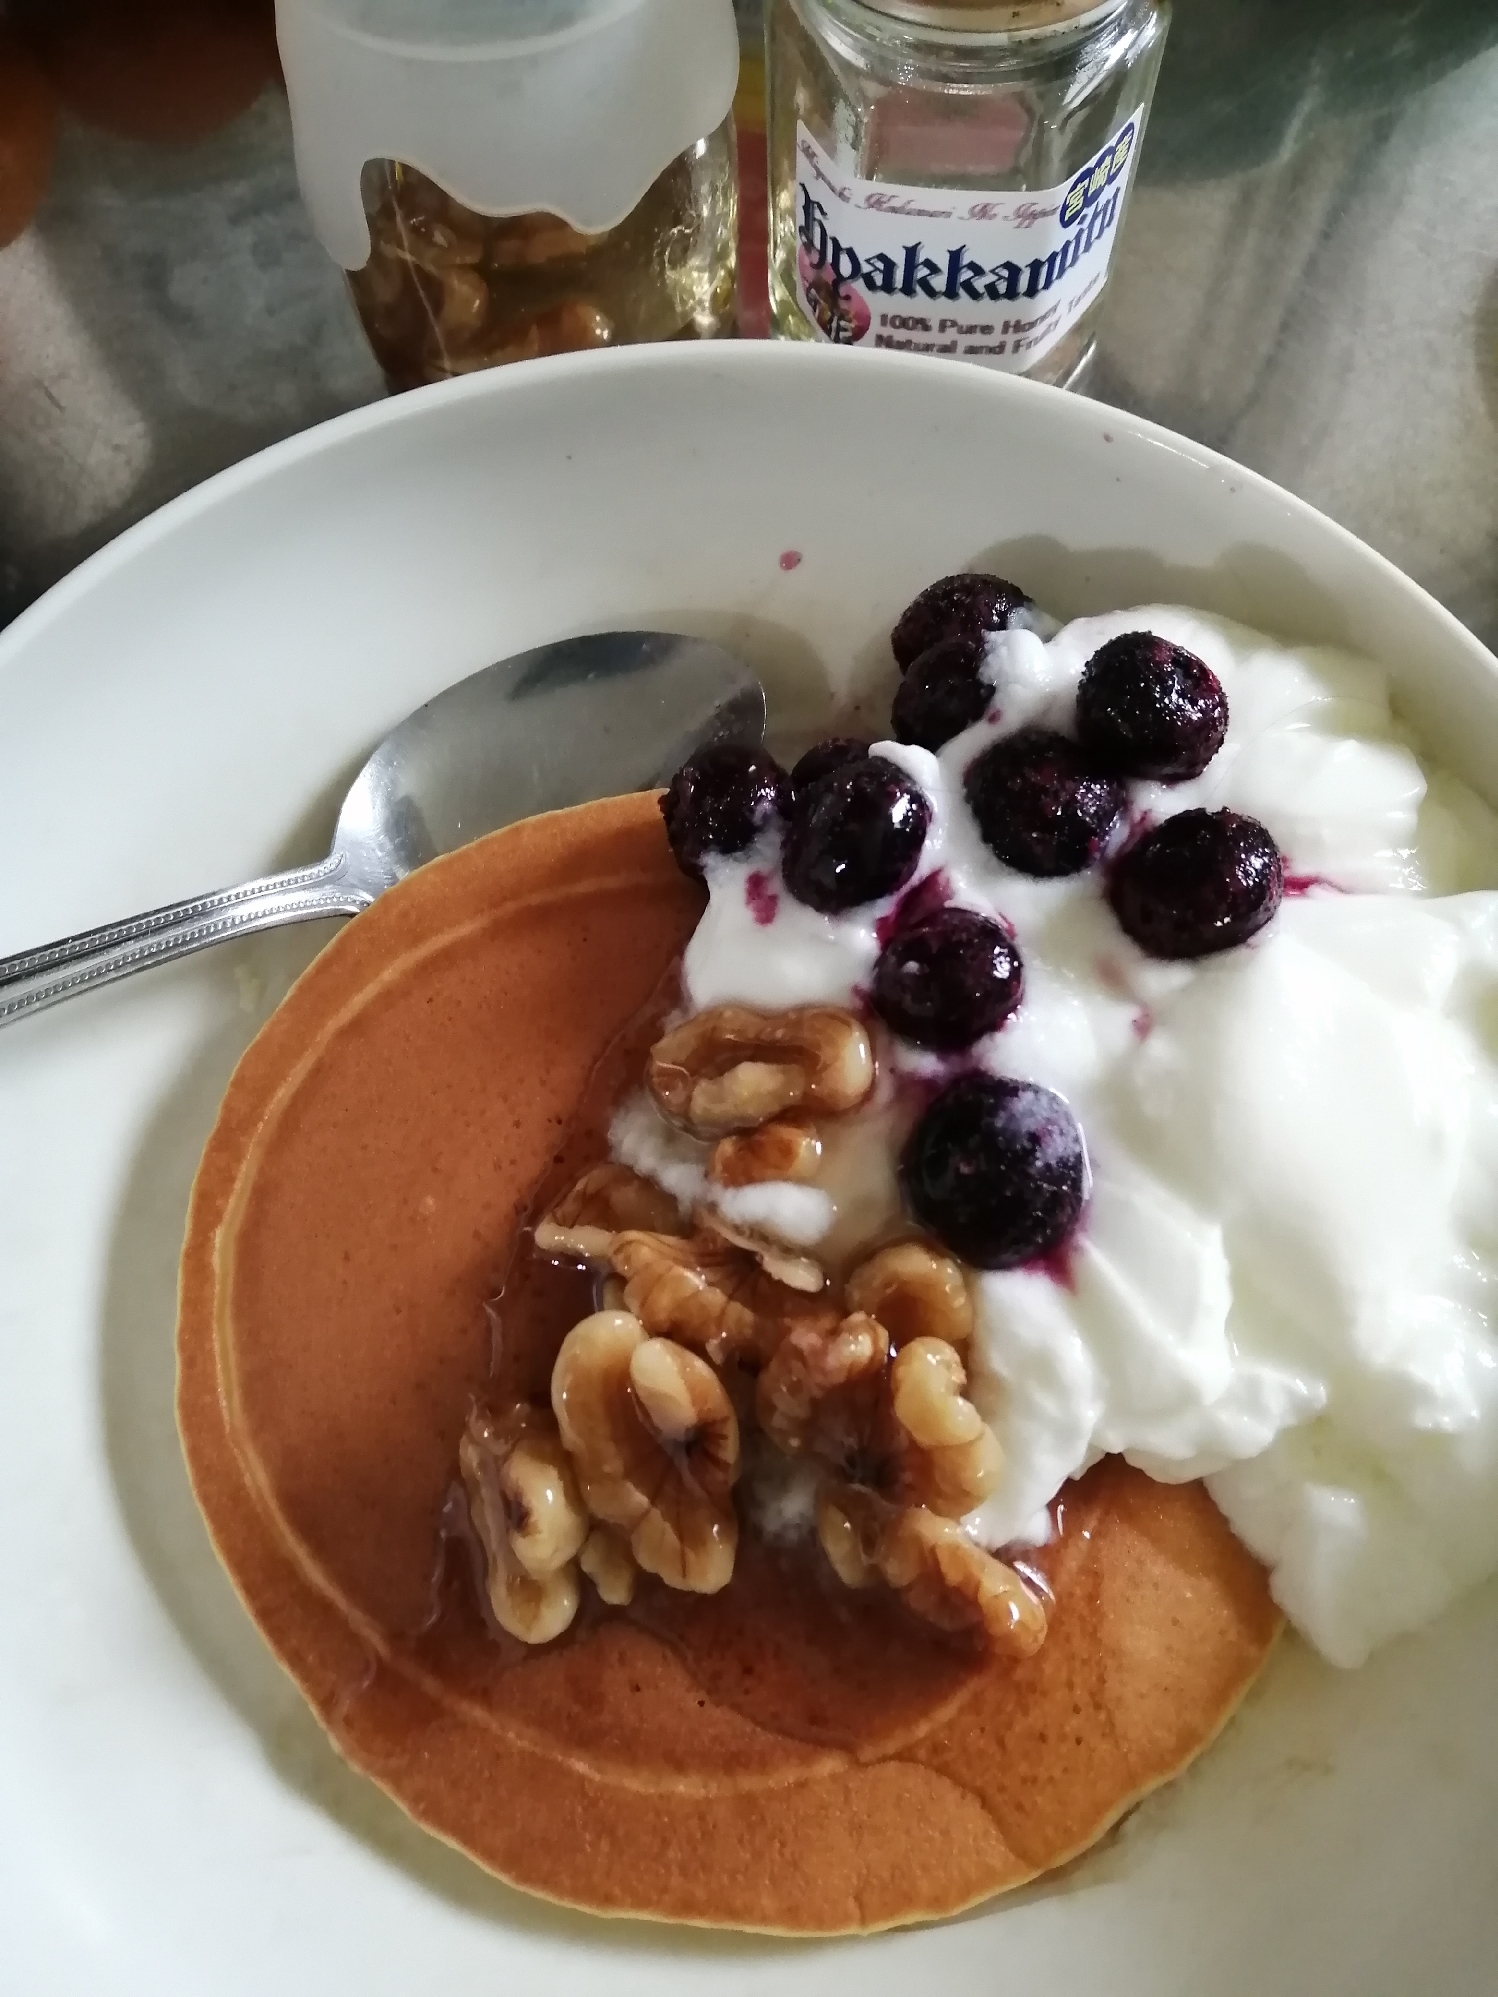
[177,791,1282,1933]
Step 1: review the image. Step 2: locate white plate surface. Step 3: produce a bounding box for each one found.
[2,343,1496,1995]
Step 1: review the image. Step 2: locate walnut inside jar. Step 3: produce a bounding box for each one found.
[349,166,617,388]
[347,131,736,390]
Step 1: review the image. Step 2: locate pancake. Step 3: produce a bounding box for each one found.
[177,791,1282,1933]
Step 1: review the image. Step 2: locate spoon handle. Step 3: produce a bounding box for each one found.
[0,854,370,1027]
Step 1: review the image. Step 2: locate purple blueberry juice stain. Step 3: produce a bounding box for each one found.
[1024,1230,1083,1292]
[874,868,952,947]
[1117,805,1156,853]
[745,870,779,926]
[1283,872,1344,897]
[779,549,803,572]
[1132,1008,1154,1040]
[1093,953,1129,996]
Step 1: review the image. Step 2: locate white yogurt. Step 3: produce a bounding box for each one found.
[638,607,1498,1668]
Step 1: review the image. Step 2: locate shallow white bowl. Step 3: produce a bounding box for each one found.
[2,344,1495,1995]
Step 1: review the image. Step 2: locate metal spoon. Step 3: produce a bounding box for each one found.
[0,630,763,1027]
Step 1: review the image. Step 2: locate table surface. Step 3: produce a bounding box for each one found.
[2,0,1495,648]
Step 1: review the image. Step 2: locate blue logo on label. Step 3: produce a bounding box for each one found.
[1061,121,1136,229]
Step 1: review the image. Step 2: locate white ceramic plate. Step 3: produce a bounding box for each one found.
[3,344,1496,1995]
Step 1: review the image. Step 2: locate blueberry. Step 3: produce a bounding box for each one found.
[782,755,931,913]
[963,726,1126,877]
[1108,808,1283,959]
[659,744,789,878]
[871,908,1023,1051]
[790,736,870,800]
[900,1074,1087,1269]
[891,573,1032,673]
[1076,633,1229,782]
[890,637,991,751]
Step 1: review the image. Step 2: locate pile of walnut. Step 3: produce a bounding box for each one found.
[459,1003,1048,1659]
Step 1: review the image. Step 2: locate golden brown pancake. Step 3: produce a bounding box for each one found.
[177,792,1282,1933]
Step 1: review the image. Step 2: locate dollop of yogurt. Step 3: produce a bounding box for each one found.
[632,606,1498,1669]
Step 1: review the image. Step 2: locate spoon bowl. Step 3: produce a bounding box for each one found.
[0,629,763,1025]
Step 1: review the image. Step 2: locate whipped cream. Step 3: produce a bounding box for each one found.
[627,606,1498,1668]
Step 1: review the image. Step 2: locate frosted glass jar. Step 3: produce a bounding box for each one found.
[278,0,740,388]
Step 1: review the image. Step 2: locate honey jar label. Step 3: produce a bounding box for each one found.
[792,110,1141,371]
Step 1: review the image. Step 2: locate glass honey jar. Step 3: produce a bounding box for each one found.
[766,0,1169,386]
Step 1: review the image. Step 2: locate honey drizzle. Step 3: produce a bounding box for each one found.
[360,955,1084,1758]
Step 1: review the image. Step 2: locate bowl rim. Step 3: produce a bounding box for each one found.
[3,341,1492,683]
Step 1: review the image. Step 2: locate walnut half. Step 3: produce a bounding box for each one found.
[534,1163,684,1263]
[458,1404,588,1644]
[579,1523,638,1606]
[753,1314,1001,1519]
[889,1337,1003,1516]
[609,1229,839,1368]
[647,1005,874,1136]
[709,1118,823,1188]
[845,1240,974,1347]
[551,1310,740,1593]
[695,1206,826,1296]
[817,1482,1047,1657]
[754,1311,889,1460]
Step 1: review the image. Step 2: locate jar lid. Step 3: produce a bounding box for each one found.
[854,0,1123,30]
[276,0,739,270]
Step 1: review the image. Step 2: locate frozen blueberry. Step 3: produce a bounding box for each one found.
[659,744,789,878]
[900,1074,1087,1269]
[871,908,1023,1051]
[1076,633,1229,782]
[890,637,991,751]
[782,755,931,913]
[963,726,1126,876]
[891,572,1032,673]
[1108,808,1283,959]
[790,736,870,800]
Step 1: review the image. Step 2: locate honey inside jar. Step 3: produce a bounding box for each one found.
[348,124,739,390]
